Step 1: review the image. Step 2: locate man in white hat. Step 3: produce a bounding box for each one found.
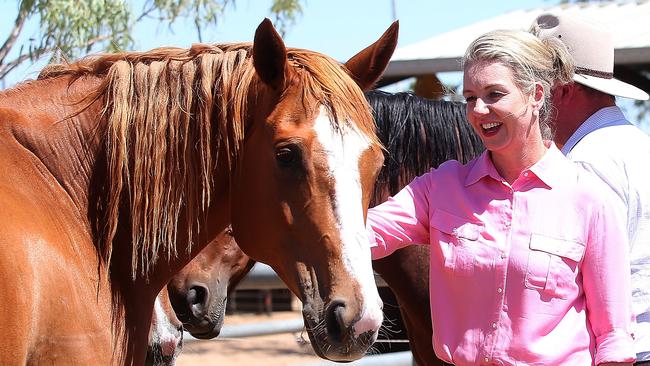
[532,13,650,365]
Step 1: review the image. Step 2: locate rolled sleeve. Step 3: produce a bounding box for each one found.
[595,330,636,365]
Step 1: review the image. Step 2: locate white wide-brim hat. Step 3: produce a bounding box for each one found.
[533,13,649,101]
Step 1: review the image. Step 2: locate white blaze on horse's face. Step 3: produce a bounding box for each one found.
[150,297,182,359]
[312,106,383,337]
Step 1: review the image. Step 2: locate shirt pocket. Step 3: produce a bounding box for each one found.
[524,233,585,299]
[430,209,483,277]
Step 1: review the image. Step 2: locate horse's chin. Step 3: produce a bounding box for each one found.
[186,325,221,340]
[185,298,227,340]
[302,303,377,362]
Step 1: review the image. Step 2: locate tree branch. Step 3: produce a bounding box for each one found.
[0,5,30,66]
[135,2,160,23]
[0,53,38,80]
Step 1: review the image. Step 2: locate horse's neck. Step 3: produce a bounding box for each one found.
[2,76,106,228]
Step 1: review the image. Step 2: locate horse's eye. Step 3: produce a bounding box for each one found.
[275,145,300,167]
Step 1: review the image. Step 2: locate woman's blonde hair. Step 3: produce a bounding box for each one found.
[462,29,575,138]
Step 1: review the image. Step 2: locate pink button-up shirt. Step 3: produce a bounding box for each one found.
[367,144,635,366]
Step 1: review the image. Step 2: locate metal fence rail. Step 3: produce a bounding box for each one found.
[236,263,388,290]
[184,318,304,341]
[298,351,413,366]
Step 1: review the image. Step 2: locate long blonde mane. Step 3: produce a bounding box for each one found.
[39,42,379,279]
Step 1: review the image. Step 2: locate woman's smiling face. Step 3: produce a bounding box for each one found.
[463,60,541,155]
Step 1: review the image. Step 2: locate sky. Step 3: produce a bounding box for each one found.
[0,0,550,88]
[130,0,550,61]
[2,0,648,129]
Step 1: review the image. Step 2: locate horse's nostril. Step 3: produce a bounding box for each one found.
[187,285,209,316]
[325,300,347,343]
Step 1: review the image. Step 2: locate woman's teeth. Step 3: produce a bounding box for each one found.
[482,122,501,130]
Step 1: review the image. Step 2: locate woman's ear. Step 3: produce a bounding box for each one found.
[532,82,545,113]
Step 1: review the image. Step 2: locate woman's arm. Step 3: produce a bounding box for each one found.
[367,174,431,259]
[582,189,636,365]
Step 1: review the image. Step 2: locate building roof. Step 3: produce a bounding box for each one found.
[382,0,650,89]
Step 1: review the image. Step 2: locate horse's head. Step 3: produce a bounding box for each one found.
[230,19,398,361]
[167,226,254,339]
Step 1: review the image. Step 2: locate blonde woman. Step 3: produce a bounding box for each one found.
[366,29,635,365]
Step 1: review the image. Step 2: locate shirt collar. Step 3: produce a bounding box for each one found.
[464,150,503,186]
[528,142,570,189]
[561,106,630,155]
[465,142,569,189]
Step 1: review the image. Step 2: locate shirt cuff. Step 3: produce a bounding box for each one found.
[366,222,389,259]
[595,329,636,364]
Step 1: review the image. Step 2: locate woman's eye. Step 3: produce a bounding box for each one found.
[489,91,505,99]
[464,96,476,103]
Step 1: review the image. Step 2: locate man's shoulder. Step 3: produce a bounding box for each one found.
[570,124,650,159]
[568,124,650,196]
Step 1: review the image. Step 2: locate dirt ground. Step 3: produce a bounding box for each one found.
[175,310,326,366]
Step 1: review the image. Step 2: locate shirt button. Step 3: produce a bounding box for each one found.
[484,357,490,362]
[492,322,498,329]
[501,252,506,259]
[523,171,529,177]
[497,287,503,293]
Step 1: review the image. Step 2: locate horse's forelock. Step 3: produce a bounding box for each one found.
[287,51,380,147]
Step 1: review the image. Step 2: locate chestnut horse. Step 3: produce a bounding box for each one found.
[0,18,398,365]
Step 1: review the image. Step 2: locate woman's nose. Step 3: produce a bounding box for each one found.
[472,98,489,115]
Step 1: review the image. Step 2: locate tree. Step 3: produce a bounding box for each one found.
[0,0,303,83]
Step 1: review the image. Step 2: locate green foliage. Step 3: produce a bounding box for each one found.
[0,0,303,81]
[34,0,131,56]
[146,0,227,42]
[270,0,302,36]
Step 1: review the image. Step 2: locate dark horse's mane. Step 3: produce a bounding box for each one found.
[366,90,485,205]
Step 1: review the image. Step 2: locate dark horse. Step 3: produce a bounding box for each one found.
[0,19,398,365]
[167,225,254,339]
[152,90,484,365]
[146,226,253,365]
[367,90,484,366]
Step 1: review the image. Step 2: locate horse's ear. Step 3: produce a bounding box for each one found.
[344,21,399,91]
[253,18,287,90]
